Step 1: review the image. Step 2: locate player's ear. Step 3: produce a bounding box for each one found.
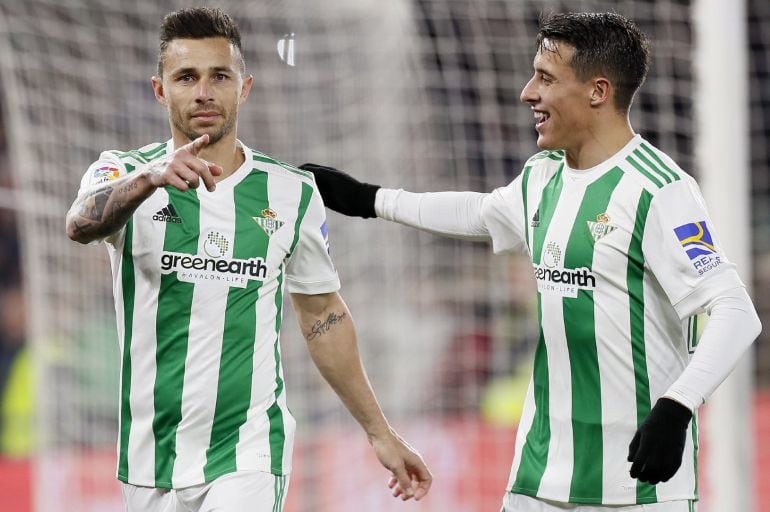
[589,77,611,107]
[239,74,254,104]
[151,76,167,106]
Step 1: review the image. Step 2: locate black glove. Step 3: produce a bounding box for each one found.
[299,163,380,218]
[627,397,693,485]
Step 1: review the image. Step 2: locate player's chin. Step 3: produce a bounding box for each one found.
[535,135,558,150]
[187,127,223,145]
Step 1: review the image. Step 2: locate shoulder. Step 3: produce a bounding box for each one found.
[104,141,170,170]
[518,149,565,185]
[248,147,316,186]
[619,140,695,195]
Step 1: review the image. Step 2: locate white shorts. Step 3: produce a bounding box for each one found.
[121,471,290,512]
[502,493,696,512]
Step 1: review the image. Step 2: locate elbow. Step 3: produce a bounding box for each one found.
[66,226,89,245]
[749,308,763,343]
[65,214,94,245]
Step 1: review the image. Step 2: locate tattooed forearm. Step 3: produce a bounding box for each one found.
[78,187,113,220]
[307,311,348,340]
[66,173,154,242]
[116,181,140,194]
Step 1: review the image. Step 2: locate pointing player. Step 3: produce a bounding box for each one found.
[65,7,430,511]
[300,12,761,512]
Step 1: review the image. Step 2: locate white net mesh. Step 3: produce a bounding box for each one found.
[0,0,766,510]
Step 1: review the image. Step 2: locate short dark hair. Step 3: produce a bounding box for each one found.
[157,7,244,76]
[537,12,650,112]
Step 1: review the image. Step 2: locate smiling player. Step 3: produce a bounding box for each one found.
[299,11,761,512]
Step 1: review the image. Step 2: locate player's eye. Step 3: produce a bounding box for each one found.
[215,73,228,81]
[178,74,195,83]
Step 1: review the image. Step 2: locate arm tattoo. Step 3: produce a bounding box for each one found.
[70,176,149,239]
[78,187,113,220]
[307,311,348,340]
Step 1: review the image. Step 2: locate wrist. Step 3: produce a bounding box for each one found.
[361,182,380,218]
[366,422,394,444]
[141,155,171,190]
[655,397,692,428]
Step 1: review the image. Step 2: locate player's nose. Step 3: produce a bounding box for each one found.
[195,82,214,102]
[520,77,538,104]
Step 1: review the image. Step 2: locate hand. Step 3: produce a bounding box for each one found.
[146,134,223,192]
[370,429,432,501]
[628,397,693,484]
[298,163,380,218]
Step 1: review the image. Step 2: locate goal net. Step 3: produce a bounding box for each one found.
[0,0,765,510]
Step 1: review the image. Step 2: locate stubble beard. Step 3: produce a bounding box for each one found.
[173,109,236,146]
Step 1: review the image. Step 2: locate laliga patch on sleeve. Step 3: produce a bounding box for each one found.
[92,166,120,184]
[674,221,722,276]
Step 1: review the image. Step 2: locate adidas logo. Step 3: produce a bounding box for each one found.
[153,203,182,224]
[531,208,540,228]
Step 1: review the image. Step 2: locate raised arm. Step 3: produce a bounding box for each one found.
[291,291,432,501]
[66,134,222,244]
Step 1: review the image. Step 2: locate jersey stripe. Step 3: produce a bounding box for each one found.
[529,150,565,163]
[532,166,564,265]
[513,167,563,493]
[563,167,623,501]
[627,189,656,503]
[273,474,287,512]
[626,154,664,189]
[512,295,550,493]
[118,220,135,479]
[267,181,313,472]
[203,171,270,480]
[267,269,287,474]
[691,414,699,497]
[153,189,200,486]
[632,149,672,186]
[521,166,533,252]
[545,152,563,161]
[113,150,149,164]
[139,142,168,162]
[640,144,680,181]
[687,315,699,353]
[253,153,314,180]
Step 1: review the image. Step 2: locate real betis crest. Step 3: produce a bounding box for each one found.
[586,212,616,242]
[252,208,285,237]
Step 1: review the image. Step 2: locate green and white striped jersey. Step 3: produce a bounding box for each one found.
[79,140,340,489]
[480,135,743,505]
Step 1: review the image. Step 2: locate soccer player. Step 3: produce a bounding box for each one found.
[299,12,761,512]
[65,7,431,512]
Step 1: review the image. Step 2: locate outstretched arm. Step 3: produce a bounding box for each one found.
[300,163,490,239]
[292,291,432,501]
[66,134,222,244]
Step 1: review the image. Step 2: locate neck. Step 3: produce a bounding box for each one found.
[564,115,635,170]
[172,131,245,181]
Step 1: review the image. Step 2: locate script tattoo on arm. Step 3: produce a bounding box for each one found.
[307,311,348,340]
